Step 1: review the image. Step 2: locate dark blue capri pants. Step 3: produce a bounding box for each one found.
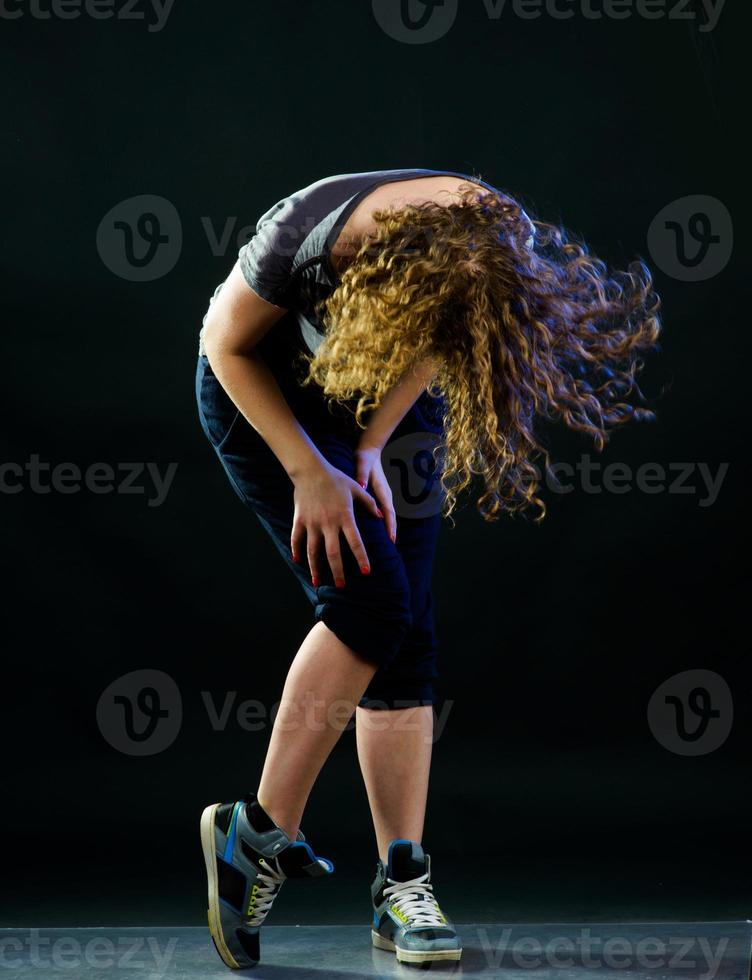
[195,313,446,709]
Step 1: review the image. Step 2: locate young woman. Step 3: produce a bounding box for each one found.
[196,168,661,969]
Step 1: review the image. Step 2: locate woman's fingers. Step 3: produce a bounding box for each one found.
[355,446,378,491]
[341,517,370,576]
[369,475,396,543]
[306,527,323,588]
[290,519,305,565]
[295,470,388,589]
[354,483,383,520]
[323,527,345,588]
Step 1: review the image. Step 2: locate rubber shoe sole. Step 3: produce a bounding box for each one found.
[200,803,244,969]
[371,928,462,963]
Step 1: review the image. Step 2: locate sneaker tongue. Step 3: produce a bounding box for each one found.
[387,841,427,882]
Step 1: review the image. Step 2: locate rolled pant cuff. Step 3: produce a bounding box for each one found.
[315,598,410,669]
[358,686,435,710]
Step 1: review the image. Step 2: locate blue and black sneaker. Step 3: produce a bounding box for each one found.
[200,791,334,969]
[371,839,462,964]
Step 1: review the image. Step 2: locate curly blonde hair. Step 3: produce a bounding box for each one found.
[300,184,661,522]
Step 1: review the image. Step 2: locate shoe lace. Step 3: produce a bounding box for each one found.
[383,873,447,928]
[245,856,286,927]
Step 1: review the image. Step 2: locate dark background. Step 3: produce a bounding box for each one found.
[2,0,747,928]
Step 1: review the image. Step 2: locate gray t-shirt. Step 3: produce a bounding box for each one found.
[198,168,501,356]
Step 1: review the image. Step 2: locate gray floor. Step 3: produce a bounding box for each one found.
[1,922,750,979]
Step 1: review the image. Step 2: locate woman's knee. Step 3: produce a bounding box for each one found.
[313,574,413,669]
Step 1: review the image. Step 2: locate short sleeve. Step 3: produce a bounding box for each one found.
[237,195,306,309]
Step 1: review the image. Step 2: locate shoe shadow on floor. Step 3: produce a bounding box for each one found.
[221,955,465,979]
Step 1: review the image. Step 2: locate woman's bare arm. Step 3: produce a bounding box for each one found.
[353,357,441,543]
[357,357,440,453]
[202,262,325,482]
[201,262,381,585]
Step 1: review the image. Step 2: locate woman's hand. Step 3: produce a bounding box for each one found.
[355,446,397,545]
[291,459,383,588]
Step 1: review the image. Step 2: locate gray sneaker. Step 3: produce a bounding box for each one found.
[370,839,462,964]
[200,791,334,969]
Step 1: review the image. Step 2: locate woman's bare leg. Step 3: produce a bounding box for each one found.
[355,704,434,862]
[256,620,377,839]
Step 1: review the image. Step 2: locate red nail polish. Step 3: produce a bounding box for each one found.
[361,566,370,575]
[312,576,319,588]
[335,578,345,588]
[291,553,298,563]
[376,508,384,518]
[359,481,367,489]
